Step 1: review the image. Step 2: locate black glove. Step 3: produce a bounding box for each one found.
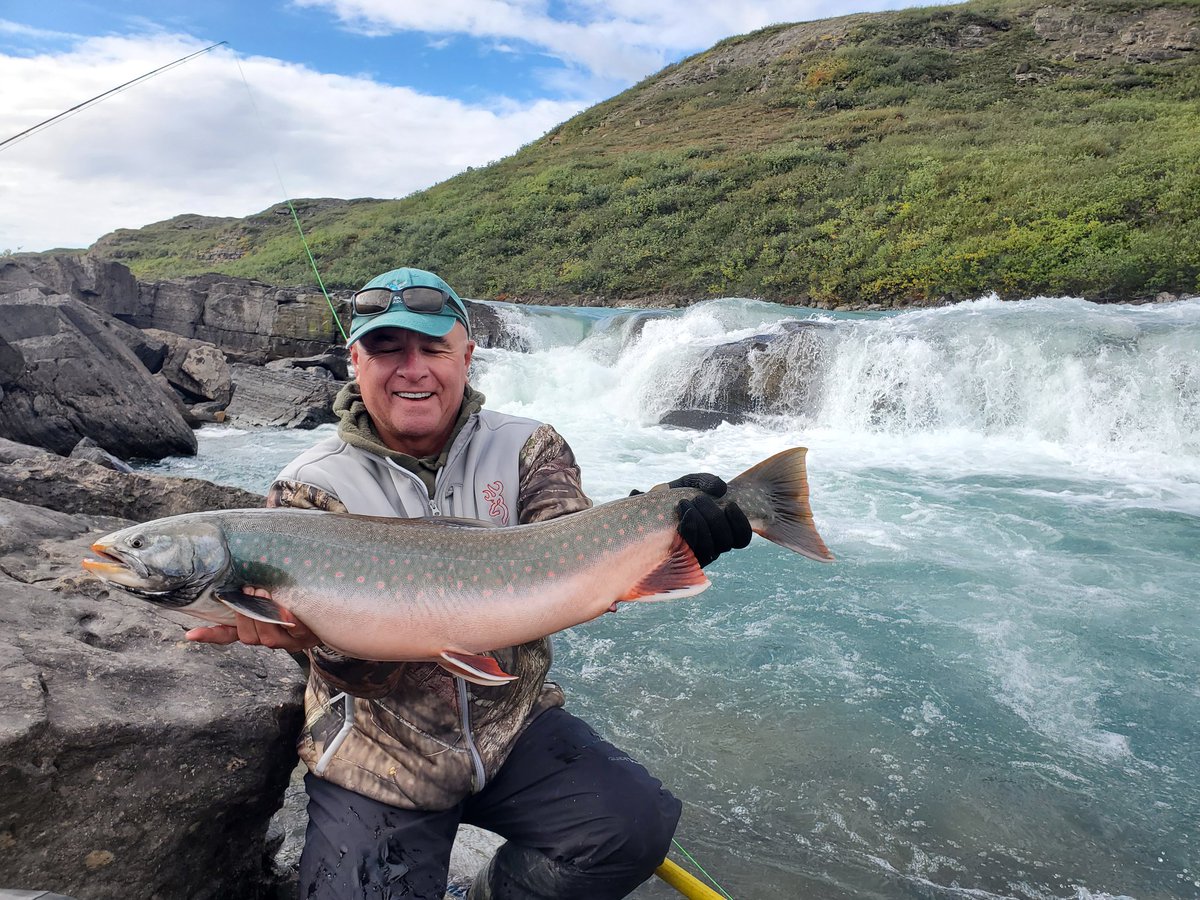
[666,474,752,567]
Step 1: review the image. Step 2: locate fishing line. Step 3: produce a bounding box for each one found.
[0,40,227,153]
[665,838,736,900]
[232,56,348,343]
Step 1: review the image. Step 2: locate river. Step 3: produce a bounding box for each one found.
[139,295,1200,900]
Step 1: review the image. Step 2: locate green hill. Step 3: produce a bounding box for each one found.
[90,0,1200,307]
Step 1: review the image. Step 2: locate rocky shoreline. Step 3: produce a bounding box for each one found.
[0,256,519,898]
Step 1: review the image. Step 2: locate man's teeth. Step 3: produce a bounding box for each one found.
[396,392,433,399]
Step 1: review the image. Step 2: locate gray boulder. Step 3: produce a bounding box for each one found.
[657,320,830,428]
[0,290,196,459]
[0,453,264,521]
[0,499,305,900]
[264,350,349,382]
[464,300,531,352]
[225,364,340,429]
[144,328,233,405]
[68,437,133,473]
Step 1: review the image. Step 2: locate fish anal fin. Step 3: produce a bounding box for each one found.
[214,589,292,626]
[617,533,710,603]
[438,651,518,686]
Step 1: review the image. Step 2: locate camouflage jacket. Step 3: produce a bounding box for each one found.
[272,384,592,809]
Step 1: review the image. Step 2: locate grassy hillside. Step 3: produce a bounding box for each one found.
[91,0,1200,307]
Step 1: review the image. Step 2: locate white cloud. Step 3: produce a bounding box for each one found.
[294,0,901,82]
[0,33,583,251]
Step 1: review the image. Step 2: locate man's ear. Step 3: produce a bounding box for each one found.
[464,339,476,368]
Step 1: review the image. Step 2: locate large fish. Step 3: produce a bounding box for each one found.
[82,448,833,684]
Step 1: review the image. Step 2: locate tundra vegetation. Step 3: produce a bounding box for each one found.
[89,0,1200,308]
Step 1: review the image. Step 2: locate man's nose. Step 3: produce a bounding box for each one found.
[393,349,428,378]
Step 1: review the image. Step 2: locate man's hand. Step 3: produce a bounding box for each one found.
[639,473,754,567]
[185,587,320,652]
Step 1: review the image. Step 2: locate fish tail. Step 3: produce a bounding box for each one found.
[728,448,835,562]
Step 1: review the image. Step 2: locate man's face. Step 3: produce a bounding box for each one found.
[350,324,475,458]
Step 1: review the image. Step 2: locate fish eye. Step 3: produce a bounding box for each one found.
[129,536,144,549]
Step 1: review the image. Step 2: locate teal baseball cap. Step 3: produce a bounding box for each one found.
[347,267,471,346]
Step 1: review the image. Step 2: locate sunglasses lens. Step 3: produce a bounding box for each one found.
[353,288,395,315]
[401,286,448,313]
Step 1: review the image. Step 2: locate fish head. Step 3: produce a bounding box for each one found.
[82,518,230,605]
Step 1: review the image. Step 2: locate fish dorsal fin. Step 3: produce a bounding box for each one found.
[617,533,710,603]
[214,588,292,626]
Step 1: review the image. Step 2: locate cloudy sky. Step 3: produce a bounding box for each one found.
[2,0,932,252]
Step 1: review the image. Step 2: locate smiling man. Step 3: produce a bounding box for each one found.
[188,266,751,899]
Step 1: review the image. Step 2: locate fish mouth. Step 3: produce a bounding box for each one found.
[81,543,149,585]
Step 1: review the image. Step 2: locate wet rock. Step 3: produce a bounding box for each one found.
[225,364,341,429]
[464,300,531,352]
[657,320,831,429]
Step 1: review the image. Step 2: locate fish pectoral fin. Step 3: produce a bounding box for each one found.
[214,589,292,626]
[438,651,518,686]
[617,533,710,603]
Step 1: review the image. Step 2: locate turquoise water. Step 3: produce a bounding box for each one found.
[140,297,1200,899]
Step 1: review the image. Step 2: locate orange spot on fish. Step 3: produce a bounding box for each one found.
[357,576,366,583]
[376,581,385,590]
[524,566,532,573]
[334,571,344,578]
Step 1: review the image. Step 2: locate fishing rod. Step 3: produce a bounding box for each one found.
[0,40,227,153]
[656,857,733,899]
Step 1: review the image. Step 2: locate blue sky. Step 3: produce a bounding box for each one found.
[1,0,938,251]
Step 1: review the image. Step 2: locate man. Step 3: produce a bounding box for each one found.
[188,267,750,899]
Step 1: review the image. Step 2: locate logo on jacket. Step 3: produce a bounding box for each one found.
[482,480,510,525]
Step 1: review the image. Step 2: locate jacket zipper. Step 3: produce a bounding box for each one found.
[457,677,487,792]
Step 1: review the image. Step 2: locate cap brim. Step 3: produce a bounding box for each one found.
[347,308,460,346]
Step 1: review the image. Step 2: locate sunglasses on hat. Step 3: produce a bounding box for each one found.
[351,286,469,330]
